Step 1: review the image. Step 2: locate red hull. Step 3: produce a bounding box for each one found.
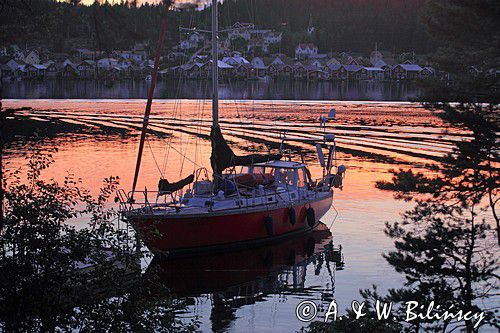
[129,194,333,254]
[148,223,333,296]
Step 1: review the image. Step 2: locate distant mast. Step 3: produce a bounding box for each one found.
[211,0,219,128]
[130,4,169,198]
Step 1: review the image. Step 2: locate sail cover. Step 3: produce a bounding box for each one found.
[158,174,195,195]
[210,126,282,177]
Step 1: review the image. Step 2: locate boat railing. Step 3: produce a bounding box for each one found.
[116,189,183,213]
[116,175,331,215]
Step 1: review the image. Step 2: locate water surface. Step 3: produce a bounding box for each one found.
[4,99,463,332]
[2,80,421,101]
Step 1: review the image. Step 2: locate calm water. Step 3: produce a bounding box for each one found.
[2,80,421,101]
[4,99,483,332]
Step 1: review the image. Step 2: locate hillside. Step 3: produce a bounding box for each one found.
[0,0,434,54]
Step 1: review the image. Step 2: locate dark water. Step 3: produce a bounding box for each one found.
[2,79,421,101]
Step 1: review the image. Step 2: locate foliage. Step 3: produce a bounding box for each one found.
[0,144,198,332]
[0,0,434,55]
[372,1,500,332]
[230,36,248,54]
[303,2,500,332]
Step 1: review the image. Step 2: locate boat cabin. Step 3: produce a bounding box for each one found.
[236,161,310,190]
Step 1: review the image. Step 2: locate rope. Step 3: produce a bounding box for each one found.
[146,136,163,177]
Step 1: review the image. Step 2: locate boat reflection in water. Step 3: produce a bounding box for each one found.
[146,222,344,330]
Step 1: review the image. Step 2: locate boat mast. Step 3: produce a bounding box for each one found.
[130,5,169,199]
[211,0,219,128]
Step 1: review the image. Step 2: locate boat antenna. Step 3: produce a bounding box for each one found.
[211,0,219,128]
[130,3,169,200]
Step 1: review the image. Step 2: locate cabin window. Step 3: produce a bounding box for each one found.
[276,168,295,186]
[297,169,307,188]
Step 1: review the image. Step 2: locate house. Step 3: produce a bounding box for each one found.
[263,31,282,44]
[76,60,96,78]
[251,57,267,77]
[267,56,294,78]
[24,50,40,65]
[26,63,47,78]
[295,43,318,59]
[372,59,387,68]
[14,65,27,79]
[326,57,341,66]
[227,22,255,40]
[166,51,187,63]
[114,51,144,62]
[201,60,234,78]
[44,62,59,78]
[0,59,22,78]
[391,64,423,80]
[344,65,363,80]
[325,63,347,80]
[383,65,394,80]
[233,63,254,79]
[179,34,203,50]
[72,48,101,60]
[97,58,119,70]
[293,62,307,80]
[359,67,384,80]
[420,66,435,78]
[222,54,250,66]
[61,62,79,78]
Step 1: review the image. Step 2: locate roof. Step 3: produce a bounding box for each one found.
[254,160,306,169]
[296,43,318,50]
[399,64,423,71]
[29,64,47,70]
[327,63,343,71]
[344,65,363,72]
[372,59,386,68]
[251,57,267,69]
[363,67,384,71]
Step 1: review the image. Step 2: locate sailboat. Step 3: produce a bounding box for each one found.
[117,0,346,256]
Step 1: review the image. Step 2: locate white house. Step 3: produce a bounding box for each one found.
[263,32,282,44]
[295,43,318,59]
[114,51,144,62]
[97,58,119,70]
[24,50,40,65]
[222,54,250,66]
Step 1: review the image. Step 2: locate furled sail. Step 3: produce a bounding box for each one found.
[158,174,195,195]
[210,126,282,177]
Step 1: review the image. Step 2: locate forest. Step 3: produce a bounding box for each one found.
[0,0,435,55]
